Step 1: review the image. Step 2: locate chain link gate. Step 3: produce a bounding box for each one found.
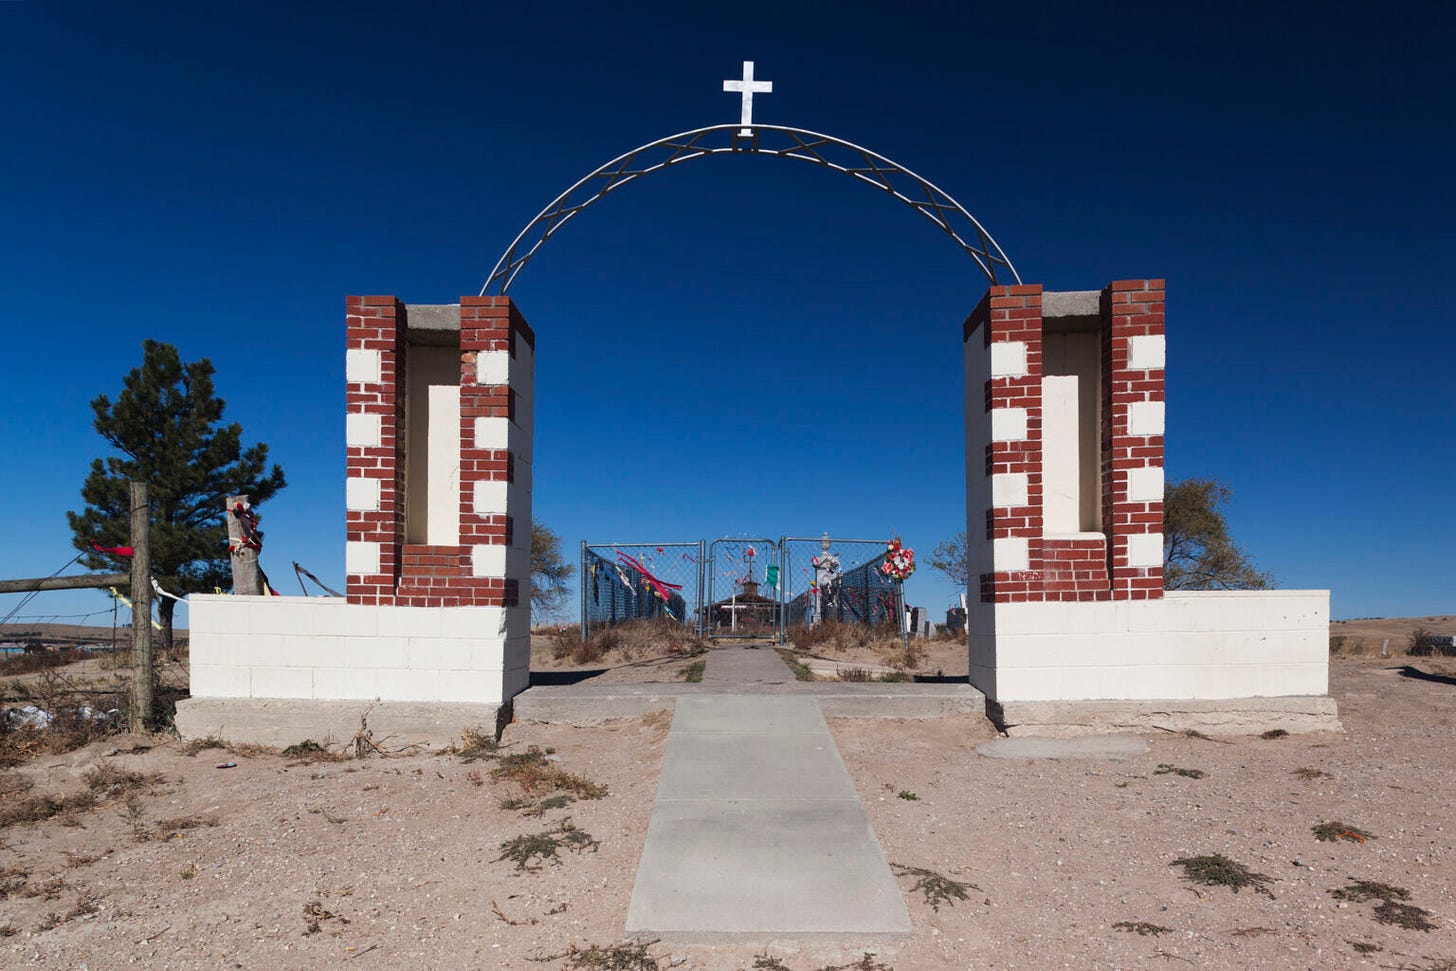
[580,541,705,642]
[705,538,784,640]
[781,536,903,635]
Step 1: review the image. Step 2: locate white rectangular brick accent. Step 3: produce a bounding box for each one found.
[1127,334,1166,371]
[345,540,380,575]
[471,543,507,578]
[473,416,511,450]
[250,665,314,699]
[991,472,1029,508]
[345,476,380,512]
[345,348,382,384]
[477,350,511,385]
[345,412,381,448]
[992,537,1031,572]
[990,407,1029,442]
[1125,532,1164,568]
[989,341,1028,377]
[473,479,509,516]
[1125,465,1165,504]
[1126,400,1165,437]
[312,667,379,701]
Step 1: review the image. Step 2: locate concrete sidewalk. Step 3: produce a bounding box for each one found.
[702,642,796,683]
[625,694,912,944]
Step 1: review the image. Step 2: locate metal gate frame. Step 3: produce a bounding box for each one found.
[705,537,785,642]
[580,541,706,641]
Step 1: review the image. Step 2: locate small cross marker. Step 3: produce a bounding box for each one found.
[723,60,772,137]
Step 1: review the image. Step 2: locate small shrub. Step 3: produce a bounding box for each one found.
[1312,821,1374,843]
[1328,634,1348,656]
[678,659,705,683]
[838,666,871,683]
[1170,854,1273,895]
[1408,627,1456,657]
[457,728,500,763]
[897,790,918,801]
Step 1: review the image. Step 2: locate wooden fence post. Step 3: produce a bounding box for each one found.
[129,481,153,732]
[226,494,262,595]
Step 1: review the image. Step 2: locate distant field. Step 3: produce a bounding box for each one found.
[1328,614,1455,654]
[0,622,188,649]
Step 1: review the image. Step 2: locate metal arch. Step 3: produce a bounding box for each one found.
[481,123,1021,295]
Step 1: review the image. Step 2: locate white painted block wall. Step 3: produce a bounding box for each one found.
[967,590,1330,702]
[188,595,530,705]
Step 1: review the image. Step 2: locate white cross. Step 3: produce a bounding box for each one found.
[723,60,772,137]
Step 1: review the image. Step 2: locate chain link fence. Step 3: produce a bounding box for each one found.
[781,537,902,630]
[580,542,704,641]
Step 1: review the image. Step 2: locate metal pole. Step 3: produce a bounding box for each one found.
[580,541,588,643]
[128,481,153,732]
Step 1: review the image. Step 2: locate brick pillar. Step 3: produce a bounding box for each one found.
[344,296,405,605]
[977,284,1045,603]
[1101,279,1166,600]
[458,296,535,608]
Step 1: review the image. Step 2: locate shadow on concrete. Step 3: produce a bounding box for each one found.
[911,673,970,684]
[1391,665,1456,687]
[530,668,608,686]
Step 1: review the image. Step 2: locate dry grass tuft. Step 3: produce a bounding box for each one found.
[457,727,501,763]
[491,747,607,799]
[1293,767,1330,781]
[1260,729,1290,739]
[1154,763,1207,779]
[556,619,707,666]
[1113,921,1172,936]
[82,764,165,796]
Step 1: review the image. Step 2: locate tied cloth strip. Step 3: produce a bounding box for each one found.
[615,551,683,618]
[293,562,343,598]
[227,502,263,554]
[108,587,162,631]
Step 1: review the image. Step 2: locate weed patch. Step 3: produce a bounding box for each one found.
[678,659,705,683]
[1293,767,1330,781]
[543,939,660,970]
[179,736,226,756]
[838,667,870,682]
[890,862,977,911]
[302,899,348,935]
[491,747,607,799]
[1154,764,1206,779]
[897,790,918,801]
[1312,821,1374,843]
[1113,921,1171,936]
[775,650,815,681]
[1260,729,1289,739]
[83,764,164,796]
[1170,854,1273,895]
[1373,899,1437,931]
[496,820,600,871]
[458,728,500,763]
[1330,880,1410,903]
[154,813,219,838]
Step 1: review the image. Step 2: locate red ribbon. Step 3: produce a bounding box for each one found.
[92,542,135,557]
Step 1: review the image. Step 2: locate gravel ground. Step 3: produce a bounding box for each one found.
[2,656,1453,970]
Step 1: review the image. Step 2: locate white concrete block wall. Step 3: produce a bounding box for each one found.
[968,590,1330,702]
[187,595,515,704]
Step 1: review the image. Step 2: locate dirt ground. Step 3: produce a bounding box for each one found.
[1,646,1454,968]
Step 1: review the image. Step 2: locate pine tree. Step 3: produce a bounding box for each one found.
[67,340,286,652]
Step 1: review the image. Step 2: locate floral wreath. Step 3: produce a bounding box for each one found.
[879,537,916,582]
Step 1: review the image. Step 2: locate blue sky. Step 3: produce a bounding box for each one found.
[2,1,1452,628]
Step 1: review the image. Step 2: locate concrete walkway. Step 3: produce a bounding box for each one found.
[625,693,912,944]
[702,641,796,683]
